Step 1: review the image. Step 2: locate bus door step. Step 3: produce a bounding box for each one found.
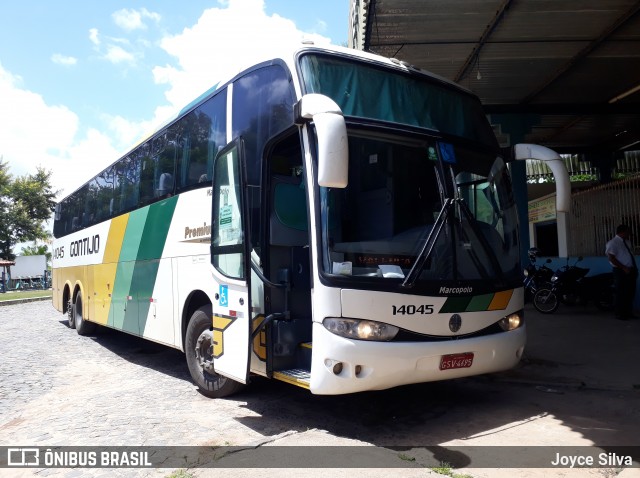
[297,342,312,369]
[273,368,310,389]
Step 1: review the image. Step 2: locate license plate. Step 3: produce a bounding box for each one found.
[440,352,474,370]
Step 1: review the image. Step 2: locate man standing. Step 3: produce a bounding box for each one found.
[605,224,638,320]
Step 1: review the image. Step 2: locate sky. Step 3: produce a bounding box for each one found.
[0,0,349,201]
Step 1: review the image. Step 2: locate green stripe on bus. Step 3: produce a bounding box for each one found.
[439,296,472,313]
[135,197,178,332]
[109,197,178,334]
[111,208,149,333]
[119,208,150,262]
[439,291,515,313]
[465,293,495,312]
[138,197,178,260]
[111,261,137,332]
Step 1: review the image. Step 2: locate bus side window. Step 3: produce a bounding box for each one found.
[177,89,227,193]
[117,154,140,213]
[270,176,308,247]
[157,128,179,199]
[233,66,294,185]
[268,134,308,247]
[139,149,155,206]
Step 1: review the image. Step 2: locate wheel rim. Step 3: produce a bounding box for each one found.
[535,289,557,312]
[195,329,216,374]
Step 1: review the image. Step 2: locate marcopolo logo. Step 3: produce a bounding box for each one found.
[439,286,473,294]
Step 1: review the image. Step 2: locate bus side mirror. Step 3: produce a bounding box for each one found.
[514,143,570,213]
[295,94,348,188]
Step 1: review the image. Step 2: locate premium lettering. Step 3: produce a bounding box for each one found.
[184,222,211,239]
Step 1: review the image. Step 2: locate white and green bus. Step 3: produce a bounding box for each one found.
[52,43,555,397]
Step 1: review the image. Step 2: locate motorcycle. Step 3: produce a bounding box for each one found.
[523,248,554,303]
[533,256,615,314]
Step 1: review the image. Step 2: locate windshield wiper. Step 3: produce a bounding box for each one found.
[456,199,506,284]
[401,197,506,288]
[401,198,453,288]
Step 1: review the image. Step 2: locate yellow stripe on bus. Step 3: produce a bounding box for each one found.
[488,289,514,310]
[103,214,130,264]
[90,263,118,325]
[89,214,130,325]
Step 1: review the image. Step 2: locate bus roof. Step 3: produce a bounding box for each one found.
[132,42,476,148]
[60,42,483,200]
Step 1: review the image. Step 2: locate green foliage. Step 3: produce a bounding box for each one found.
[0,290,52,301]
[569,173,598,182]
[21,242,52,264]
[398,453,416,462]
[430,462,473,478]
[0,159,58,260]
[165,470,195,478]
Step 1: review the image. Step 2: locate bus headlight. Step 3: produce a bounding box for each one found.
[498,311,524,331]
[323,318,399,341]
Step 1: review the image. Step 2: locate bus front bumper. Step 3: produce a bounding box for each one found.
[308,322,526,395]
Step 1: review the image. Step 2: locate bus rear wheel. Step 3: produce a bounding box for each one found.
[74,291,96,336]
[67,297,75,329]
[185,305,243,398]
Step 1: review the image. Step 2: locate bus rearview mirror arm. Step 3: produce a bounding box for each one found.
[294,94,349,188]
[513,143,570,213]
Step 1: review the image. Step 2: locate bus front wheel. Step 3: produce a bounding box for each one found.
[185,305,243,398]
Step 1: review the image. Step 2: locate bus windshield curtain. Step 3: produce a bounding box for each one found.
[300,55,496,148]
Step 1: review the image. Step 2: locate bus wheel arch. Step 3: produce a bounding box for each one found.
[184,304,244,398]
[181,290,212,350]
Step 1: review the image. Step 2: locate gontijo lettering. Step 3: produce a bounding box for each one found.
[69,235,100,257]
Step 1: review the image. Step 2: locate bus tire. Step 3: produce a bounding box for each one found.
[185,305,244,398]
[67,297,75,329]
[74,291,96,336]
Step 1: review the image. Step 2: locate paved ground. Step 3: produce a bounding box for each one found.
[0,300,639,478]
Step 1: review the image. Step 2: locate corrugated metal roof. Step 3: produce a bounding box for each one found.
[350,0,640,154]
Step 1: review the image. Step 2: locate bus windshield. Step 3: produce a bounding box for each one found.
[320,133,521,286]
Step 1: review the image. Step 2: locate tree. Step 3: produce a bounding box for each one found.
[0,159,58,260]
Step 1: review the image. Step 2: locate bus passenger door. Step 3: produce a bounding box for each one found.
[210,140,251,384]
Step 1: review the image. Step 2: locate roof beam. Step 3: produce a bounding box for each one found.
[453,0,514,83]
[485,103,640,115]
[520,1,640,104]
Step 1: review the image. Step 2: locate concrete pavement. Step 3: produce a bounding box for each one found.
[0,300,638,478]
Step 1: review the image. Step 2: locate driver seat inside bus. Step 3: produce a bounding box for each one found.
[156,172,174,197]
